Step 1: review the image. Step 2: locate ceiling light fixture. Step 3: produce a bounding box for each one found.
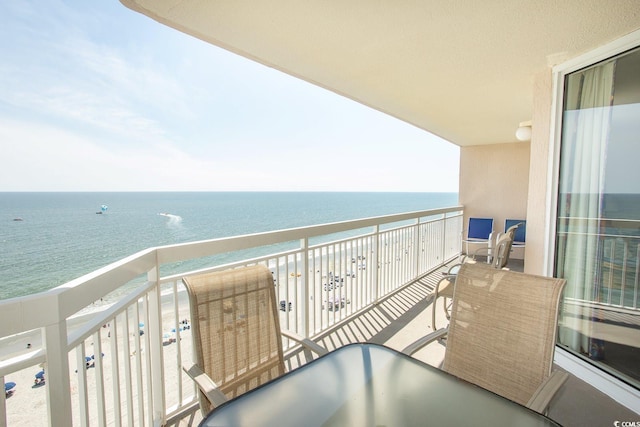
[515,120,532,141]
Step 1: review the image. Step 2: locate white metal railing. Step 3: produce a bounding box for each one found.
[556,216,640,309]
[0,206,463,426]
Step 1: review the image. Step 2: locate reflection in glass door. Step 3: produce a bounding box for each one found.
[555,47,640,386]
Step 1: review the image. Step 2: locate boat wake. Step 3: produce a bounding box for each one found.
[158,213,183,225]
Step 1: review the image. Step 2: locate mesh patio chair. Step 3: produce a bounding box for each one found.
[182,264,327,415]
[404,263,568,414]
[431,223,520,330]
[472,221,521,267]
[506,219,526,248]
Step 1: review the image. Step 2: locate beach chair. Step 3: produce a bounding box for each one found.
[34,369,45,386]
[4,381,16,397]
[404,263,568,414]
[462,217,494,255]
[182,265,327,415]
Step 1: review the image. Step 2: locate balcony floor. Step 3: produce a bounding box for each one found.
[176,260,638,427]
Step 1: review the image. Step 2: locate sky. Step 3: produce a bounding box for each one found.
[0,1,459,192]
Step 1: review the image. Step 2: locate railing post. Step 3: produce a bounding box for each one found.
[441,213,447,265]
[373,225,380,303]
[414,218,421,277]
[147,265,166,426]
[300,238,310,338]
[43,320,73,426]
[0,375,6,427]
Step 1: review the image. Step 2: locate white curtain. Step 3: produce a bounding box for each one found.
[557,61,615,355]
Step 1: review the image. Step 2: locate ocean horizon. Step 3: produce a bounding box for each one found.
[0,191,458,300]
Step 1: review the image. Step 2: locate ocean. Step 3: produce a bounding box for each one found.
[0,192,458,300]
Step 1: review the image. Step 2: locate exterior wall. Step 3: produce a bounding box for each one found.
[459,142,530,260]
[524,69,554,275]
[459,70,551,273]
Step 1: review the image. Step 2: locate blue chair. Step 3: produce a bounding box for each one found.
[462,217,494,255]
[505,219,526,247]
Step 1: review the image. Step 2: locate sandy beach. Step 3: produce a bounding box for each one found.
[2,289,196,427]
[2,239,396,426]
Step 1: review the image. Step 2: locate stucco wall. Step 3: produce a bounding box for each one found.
[524,69,554,275]
[459,141,530,260]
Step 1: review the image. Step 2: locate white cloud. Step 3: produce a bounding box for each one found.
[0,1,459,192]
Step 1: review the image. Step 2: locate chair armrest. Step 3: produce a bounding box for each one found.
[401,327,448,356]
[472,246,491,256]
[183,363,228,408]
[434,276,455,298]
[444,263,463,275]
[526,370,569,413]
[281,330,329,356]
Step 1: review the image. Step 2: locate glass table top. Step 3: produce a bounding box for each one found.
[200,343,559,427]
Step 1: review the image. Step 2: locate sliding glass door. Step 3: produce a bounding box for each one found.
[555,47,640,386]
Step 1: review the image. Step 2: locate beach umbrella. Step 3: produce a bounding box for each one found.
[35,370,45,379]
[163,332,176,344]
[101,205,108,213]
[139,322,145,328]
[5,382,16,392]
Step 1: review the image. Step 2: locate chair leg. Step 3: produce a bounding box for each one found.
[443,297,452,320]
[431,294,452,330]
[432,297,437,330]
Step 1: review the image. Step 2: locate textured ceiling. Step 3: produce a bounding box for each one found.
[120,0,640,147]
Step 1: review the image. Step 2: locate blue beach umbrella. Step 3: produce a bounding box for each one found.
[5,382,16,391]
[35,370,45,379]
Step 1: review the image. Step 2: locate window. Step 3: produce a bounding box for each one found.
[555,46,640,387]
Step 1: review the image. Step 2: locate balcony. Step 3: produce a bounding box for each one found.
[0,206,637,426]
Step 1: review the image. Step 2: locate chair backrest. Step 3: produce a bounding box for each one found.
[183,265,285,413]
[443,263,566,407]
[467,217,494,240]
[505,219,526,244]
[490,223,519,269]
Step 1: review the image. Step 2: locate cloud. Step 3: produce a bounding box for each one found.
[0,1,189,148]
[0,118,196,191]
[0,1,459,192]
